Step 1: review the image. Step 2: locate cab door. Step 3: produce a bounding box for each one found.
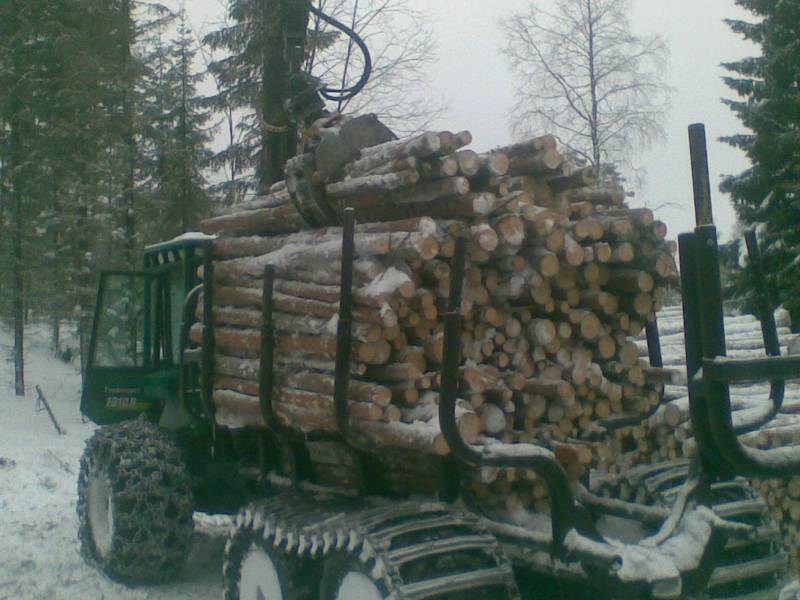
[81,271,177,424]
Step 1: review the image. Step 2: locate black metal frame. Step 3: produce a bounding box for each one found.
[681,124,800,479]
[333,209,357,437]
[437,236,579,552]
[257,209,364,448]
[201,242,217,422]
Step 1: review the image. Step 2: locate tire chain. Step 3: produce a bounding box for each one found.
[77,418,194,583]
[223,493,521,599]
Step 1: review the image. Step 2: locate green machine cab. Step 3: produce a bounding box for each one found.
[81,233,214,429]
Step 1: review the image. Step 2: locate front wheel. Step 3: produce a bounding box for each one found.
[77,418,194,583]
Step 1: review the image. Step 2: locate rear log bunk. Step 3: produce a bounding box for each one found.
[600,305,800,572]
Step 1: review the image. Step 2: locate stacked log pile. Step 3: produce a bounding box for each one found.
[597,305,800,567]
[748,425,800,569]
[197,121,678,516]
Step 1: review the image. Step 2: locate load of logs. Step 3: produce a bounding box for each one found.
[197,117,679,517]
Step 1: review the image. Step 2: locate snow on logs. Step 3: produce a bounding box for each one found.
[199,119,679,506]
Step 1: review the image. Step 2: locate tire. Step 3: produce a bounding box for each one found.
[223,510,302,600]
[77,418,194,583]
[319,555,390,600]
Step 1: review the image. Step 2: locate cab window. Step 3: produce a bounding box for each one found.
[93,274,147,368]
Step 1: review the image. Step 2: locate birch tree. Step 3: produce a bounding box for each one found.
[501,0,670,180]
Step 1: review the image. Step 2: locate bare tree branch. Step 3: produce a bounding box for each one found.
[500,0,671,183]
[305,0,446,135]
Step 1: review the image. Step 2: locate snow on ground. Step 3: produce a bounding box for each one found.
[0,325,227,600]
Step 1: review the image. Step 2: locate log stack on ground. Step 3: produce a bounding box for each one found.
[197,115,679,515]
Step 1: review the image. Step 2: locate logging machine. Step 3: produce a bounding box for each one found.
[75,1,800,598]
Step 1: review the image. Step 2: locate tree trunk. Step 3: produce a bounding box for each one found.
[9,41,25,397]
[260,0,310,190]
[178,36,191,233]
[75,184,92,382]
[0,159,4,305]
[587,0,601,177]
[120,0,137,269]
[51,318,60,357]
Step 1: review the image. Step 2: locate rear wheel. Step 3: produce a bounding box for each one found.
[225,497,519,600]
[77,418,194,583]
[237,543,291,600]
[335,571,385,600]
[319,556,389,600]
[223,512,305,600]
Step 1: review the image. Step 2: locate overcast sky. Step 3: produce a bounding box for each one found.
[182,0,756,242]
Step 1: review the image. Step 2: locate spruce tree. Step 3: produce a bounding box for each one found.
[203,0,266,203]
[0,0,216,378]
[97,1,174,267]
[0,0,55,394]
[169,13,213,233]
[39,0,127,362]
[721,1,800,326]
[202,0,440,203]
[140,9,212,238]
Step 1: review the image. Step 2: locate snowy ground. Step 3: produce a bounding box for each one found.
[0,325,228,600]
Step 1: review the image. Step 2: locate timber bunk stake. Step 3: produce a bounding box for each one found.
[332,207,370,490]
[259,265,293,439]
[681,124,800,479]
[201,241,217,432]
[259,263,305,484]
[437,236,579,553]
[688,124,713,227]
[645,318,663,369]
[334,208,356,438]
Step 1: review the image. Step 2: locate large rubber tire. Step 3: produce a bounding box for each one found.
[319,555,391,600]
[77,418,194,583]
[223,514,304,600]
